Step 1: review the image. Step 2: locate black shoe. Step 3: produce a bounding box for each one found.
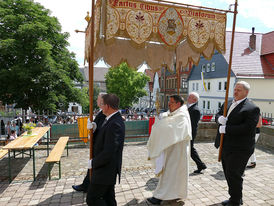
[222,200,229,205]
[226,203,240,206]
[222,199,243,205]
[72,184,87,192]
[194,165,207,174]
[246,162,256,168]
[147,197,162,205]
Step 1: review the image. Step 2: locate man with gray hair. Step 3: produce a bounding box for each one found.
[215,81,260,206]
[187,92,207,173]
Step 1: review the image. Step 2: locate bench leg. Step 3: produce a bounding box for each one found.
[59,161,61,179]
[32,148,36,181]
[47,162,61,180]
[8,150,12,183]
[47,131,49,156]
[66,142,69,156]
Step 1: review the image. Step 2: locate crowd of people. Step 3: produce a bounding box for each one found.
[70,81,261,206]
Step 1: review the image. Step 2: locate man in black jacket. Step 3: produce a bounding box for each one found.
[215,81,260,206]
[72,93,106,192]
[86,93,125,206]
[187,92,207,174]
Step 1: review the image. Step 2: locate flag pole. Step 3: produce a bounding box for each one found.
[218,0,238,162]
[89,0,95,181]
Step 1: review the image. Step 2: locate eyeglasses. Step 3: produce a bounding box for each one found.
[169,101,177,104]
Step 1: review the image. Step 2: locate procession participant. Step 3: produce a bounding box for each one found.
[72,93,106,192]
[147,95,192,205]
[187,92,207,174]
[215,81,260,206]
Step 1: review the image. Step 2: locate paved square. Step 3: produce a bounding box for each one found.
[0,142,273,205]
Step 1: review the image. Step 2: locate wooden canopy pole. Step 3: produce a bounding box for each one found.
[177,61,181,95]
[218,0,238,162]
[88,0,95,181]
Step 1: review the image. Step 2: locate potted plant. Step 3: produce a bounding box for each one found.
[23,123,36,135]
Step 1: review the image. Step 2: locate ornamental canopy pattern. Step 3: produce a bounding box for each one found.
[85,0,227,70]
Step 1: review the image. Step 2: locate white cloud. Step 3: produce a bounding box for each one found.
[216,0,274,29]
[34,0,91,66]
[237,0,274,28]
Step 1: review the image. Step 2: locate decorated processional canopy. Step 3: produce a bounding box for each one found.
[85,0,227,71]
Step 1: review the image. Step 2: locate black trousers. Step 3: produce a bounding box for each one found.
[82,169,90,189]
[221,149,252,204]
[190,139,206,169]
[86,183,116,206]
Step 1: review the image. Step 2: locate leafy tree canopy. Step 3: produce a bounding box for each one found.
[105,62,150,109]
[0,0,85,112]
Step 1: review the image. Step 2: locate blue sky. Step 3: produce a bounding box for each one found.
[34,0,274,66]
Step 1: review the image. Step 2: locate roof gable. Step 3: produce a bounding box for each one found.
[188,51,235,80]
[261,31,274,55]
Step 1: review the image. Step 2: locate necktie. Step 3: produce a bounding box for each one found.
[227,101,237,117]
[102,119,108,127]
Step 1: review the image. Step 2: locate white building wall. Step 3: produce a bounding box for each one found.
[188,77,236,114]
[238,78,274,115]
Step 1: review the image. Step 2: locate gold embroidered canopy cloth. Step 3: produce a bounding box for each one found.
[85,0,227,70]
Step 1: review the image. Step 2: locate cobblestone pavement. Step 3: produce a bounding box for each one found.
[0,141,274,206]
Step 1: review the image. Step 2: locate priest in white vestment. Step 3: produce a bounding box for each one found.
[147,95,192,205]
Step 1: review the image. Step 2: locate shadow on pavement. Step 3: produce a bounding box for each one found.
[29,163,49,190]
[210,170,226,180]
[0,182,9,195]
[123,198,139,205]
[36,192,86,205]
[145,177,158,191]
[0,156,30,184]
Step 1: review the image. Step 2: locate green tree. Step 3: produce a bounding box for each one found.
[0,0,84,112]
[105,62,150,108]
[79,84,100,114]
[93,84,100,110]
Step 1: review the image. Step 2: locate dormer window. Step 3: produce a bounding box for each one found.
[206,63,210,72]
[211,62,216,71]
[202,64,206,72]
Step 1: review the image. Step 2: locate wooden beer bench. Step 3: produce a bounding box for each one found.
[0,149,8,159]
[3,127,51,182]
[46,136,69,180]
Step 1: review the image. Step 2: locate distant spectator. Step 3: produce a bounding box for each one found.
[10,122,19,136]
[57,117,63,124]
[16,118,23,135]
[37,121,44,127]
[1,120,5,135]
[10,130,17,140]
[6,121,11,137]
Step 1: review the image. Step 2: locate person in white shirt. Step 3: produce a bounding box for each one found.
[9,130,17,140]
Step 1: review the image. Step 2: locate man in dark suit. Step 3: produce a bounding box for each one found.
[72,93,106,192]
[215,81,260,206]
[86,93,125,206]
[187,92,207,174]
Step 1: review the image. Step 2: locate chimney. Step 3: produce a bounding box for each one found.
[249,27,256,51]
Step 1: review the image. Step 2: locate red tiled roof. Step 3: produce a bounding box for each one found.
[223,31,274,79]
[261,31,274,55]
[261,54,274,78]
[145,69,155,82]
